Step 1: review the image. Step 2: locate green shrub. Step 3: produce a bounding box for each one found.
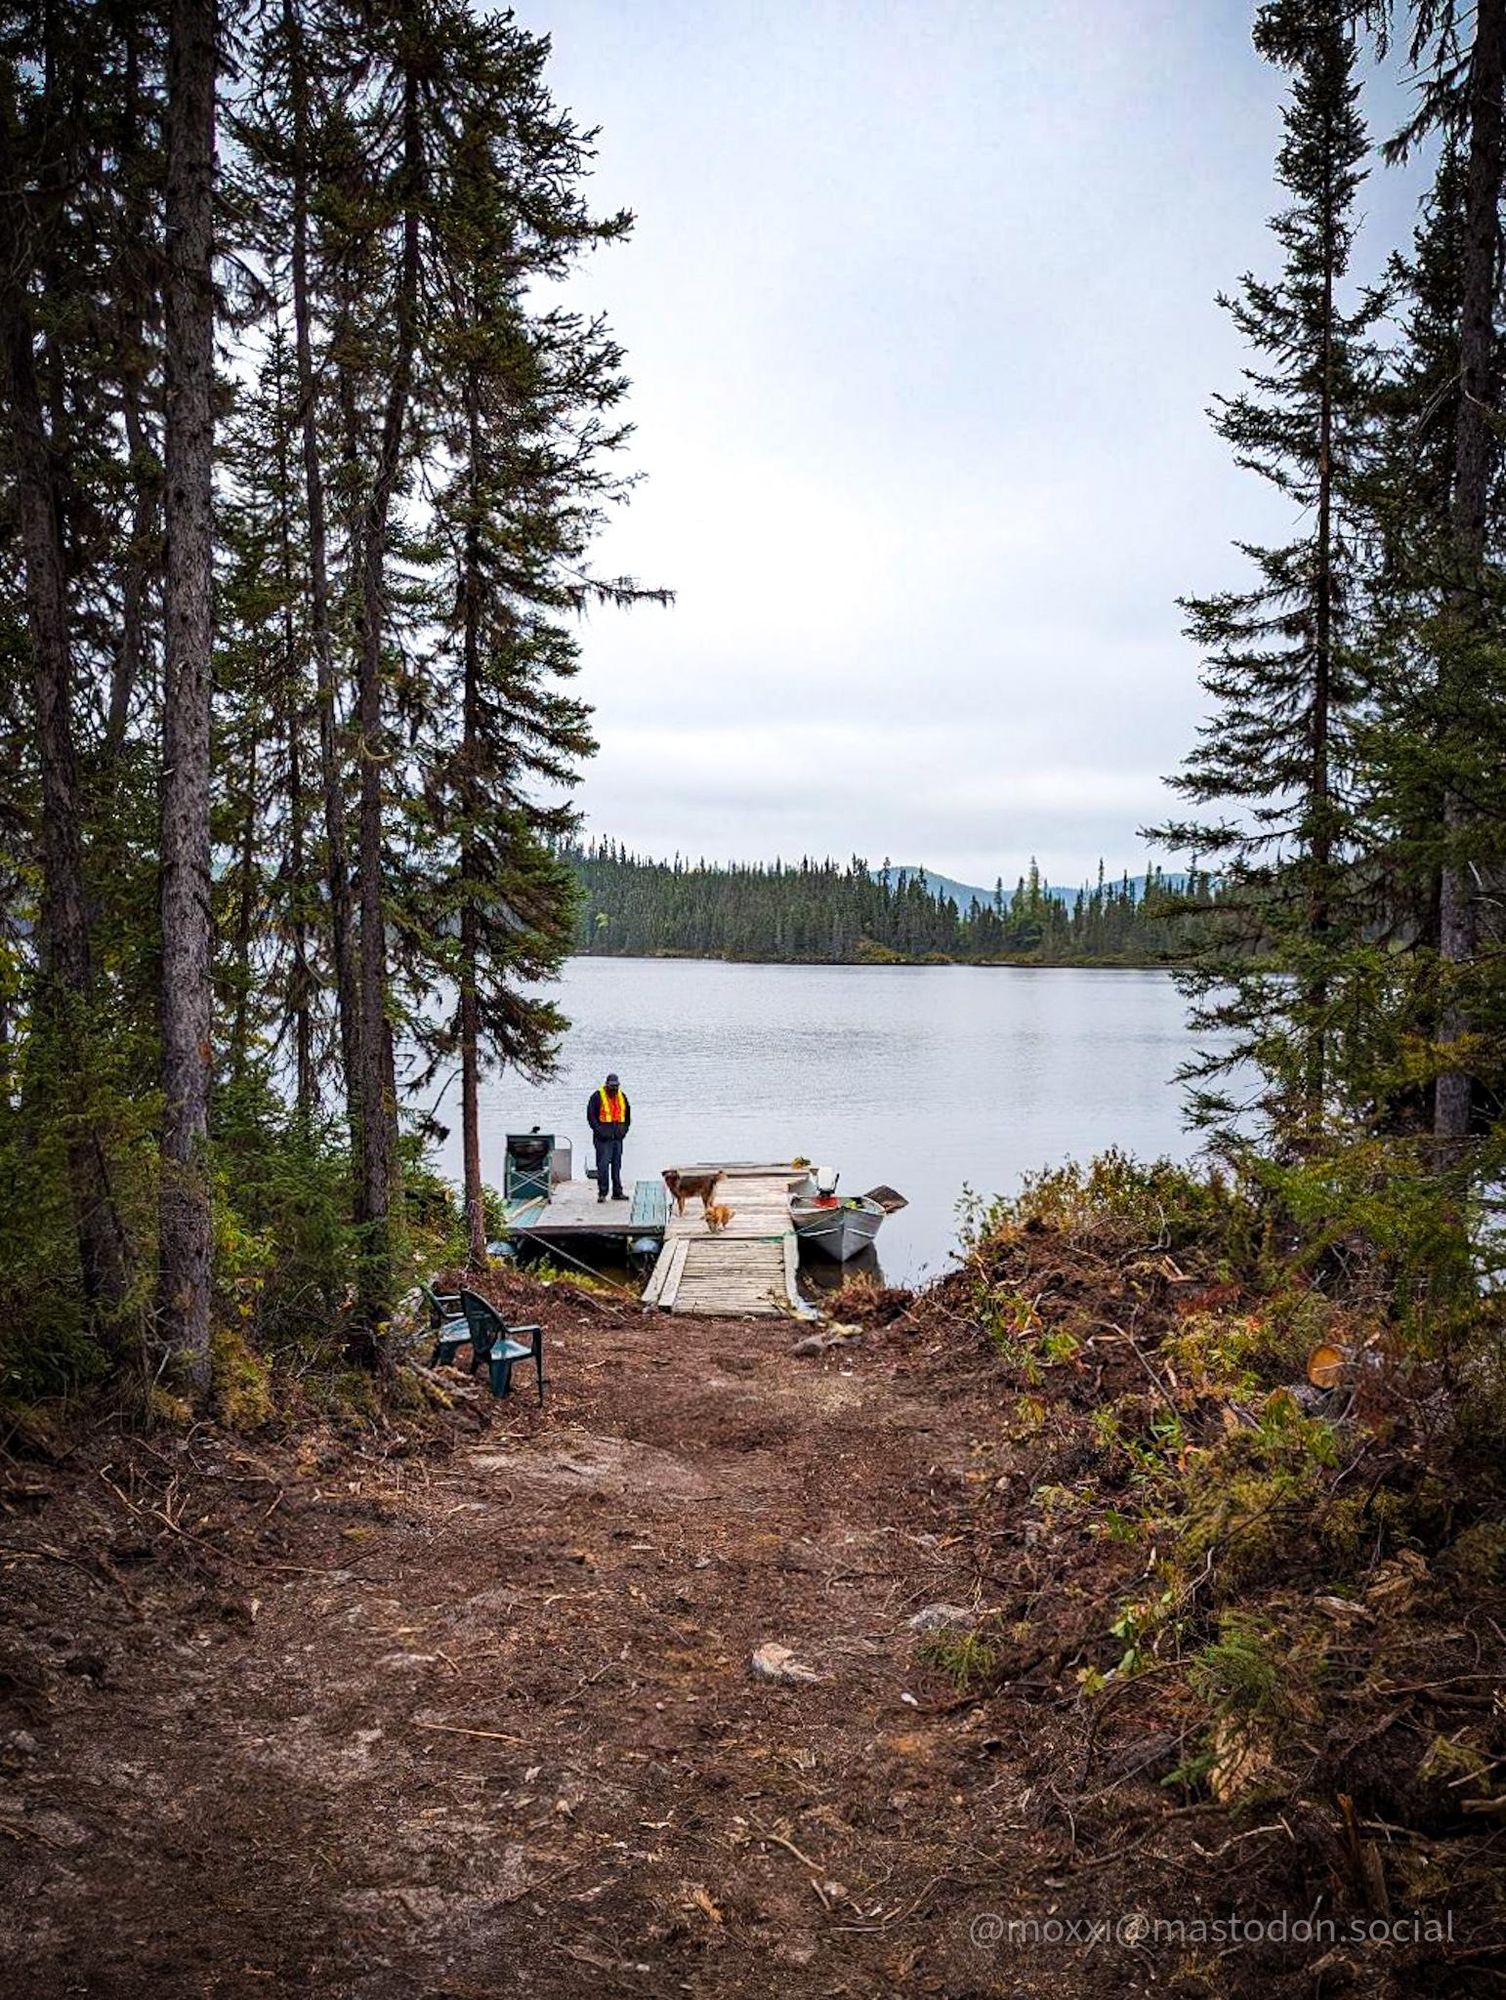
[917,1628,1000,1689]
[1189,1616,1289,1722]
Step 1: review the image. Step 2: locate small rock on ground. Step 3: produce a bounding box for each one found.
[790,1328,862,1357]
[750,1642,821,1686]
[906,1603,979,1634]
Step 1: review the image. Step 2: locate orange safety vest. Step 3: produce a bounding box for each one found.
[595,1088,626,1126]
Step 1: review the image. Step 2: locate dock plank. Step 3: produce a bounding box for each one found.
[629,1179,669,1231]
[646,1164,815,1319]
[502,1178,664,1241]
[642,1236,689,1310]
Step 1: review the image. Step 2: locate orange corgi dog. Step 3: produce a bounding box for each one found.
[704,1203,735,1233]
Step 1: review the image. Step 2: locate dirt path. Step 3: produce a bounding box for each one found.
[0,1308,1072,1999]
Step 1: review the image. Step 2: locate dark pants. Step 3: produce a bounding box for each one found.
[593,1133,625,1199]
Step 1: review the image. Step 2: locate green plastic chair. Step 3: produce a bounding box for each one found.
[458,1287,545,1403]
[421,1282,470,1368]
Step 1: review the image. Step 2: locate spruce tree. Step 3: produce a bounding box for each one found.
[1154,0,1384,1147]
[1,0,662,1393]
[214,299,323,1113]
[417,19,663,1264]
[233,0,363,1138]
[1381,0,1506,1166]
[0,1,143,1317]
[157,0,218,1393]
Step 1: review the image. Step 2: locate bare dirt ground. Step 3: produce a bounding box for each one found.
[0,1278,1487,1997]
[0,1294,1077,2000]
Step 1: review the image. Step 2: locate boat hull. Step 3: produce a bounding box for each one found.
[790,1196,885,1262]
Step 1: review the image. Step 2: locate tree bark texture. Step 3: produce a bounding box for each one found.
[283,0,362,1136]
[0,110,132,1312]
[460,935,487,1269]
[106,13,159,765]
[1435,0,1505,1153]
[1306,219,1335,1134]
[272,323,316,1115]
[461,370,488,1271]
[157,0,218,1391]
[350,59,423,1342]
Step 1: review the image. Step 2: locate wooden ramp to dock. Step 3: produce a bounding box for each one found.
[641,1164,816,1319]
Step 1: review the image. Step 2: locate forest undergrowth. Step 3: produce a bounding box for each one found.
[846,1151,1506,1970]
[3,1150,1505,1993]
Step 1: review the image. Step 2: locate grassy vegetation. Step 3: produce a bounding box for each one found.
[916,1151,1506,1926]
[0,1072,479,1450]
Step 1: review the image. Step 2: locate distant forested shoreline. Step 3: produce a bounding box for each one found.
[566,843,1224,966]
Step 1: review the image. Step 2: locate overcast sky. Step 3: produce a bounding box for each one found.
[508,0,1425,891]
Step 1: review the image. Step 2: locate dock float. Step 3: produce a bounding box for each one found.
[499,1176,669,1245]
[641,1164,817,1319]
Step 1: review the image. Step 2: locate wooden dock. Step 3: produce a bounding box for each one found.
[498,1177,669,1243]
[641,1164,816,1319]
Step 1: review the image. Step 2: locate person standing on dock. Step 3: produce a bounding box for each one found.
[588,1073,631,1203]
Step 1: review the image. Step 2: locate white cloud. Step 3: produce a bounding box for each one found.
[508,0,1428,883]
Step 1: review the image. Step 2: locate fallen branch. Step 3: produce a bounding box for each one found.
[832,1868,952,1933]
[414,1720,525,1744]
[753,1824,826,1874]
[0,1815,67,1848]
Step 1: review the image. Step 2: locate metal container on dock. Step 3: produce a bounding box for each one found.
[504,1132,554,1203]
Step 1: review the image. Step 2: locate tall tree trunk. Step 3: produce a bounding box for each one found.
[227,720,258,1081]
[460,370,488,1272]
[272,315,316,1116]
[111,362,156,760]
[0,179,132,1313]
[459,913,487,1268]
[1435,0,1505,1155]
[1306,197,1335,1137]
[106,11,157,765]
[157,0,218,1394]
[282,651,316,1116]
[283,0,361,1135]
[350,59,423,1349]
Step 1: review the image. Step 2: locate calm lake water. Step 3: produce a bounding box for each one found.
[428,957,1219,1286]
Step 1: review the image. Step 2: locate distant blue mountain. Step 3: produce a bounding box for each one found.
[874,864,1188,910]
[874,865,999,909]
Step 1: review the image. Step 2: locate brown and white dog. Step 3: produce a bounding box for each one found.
[703,1203,736,1233]
[663,1168,722,1216]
